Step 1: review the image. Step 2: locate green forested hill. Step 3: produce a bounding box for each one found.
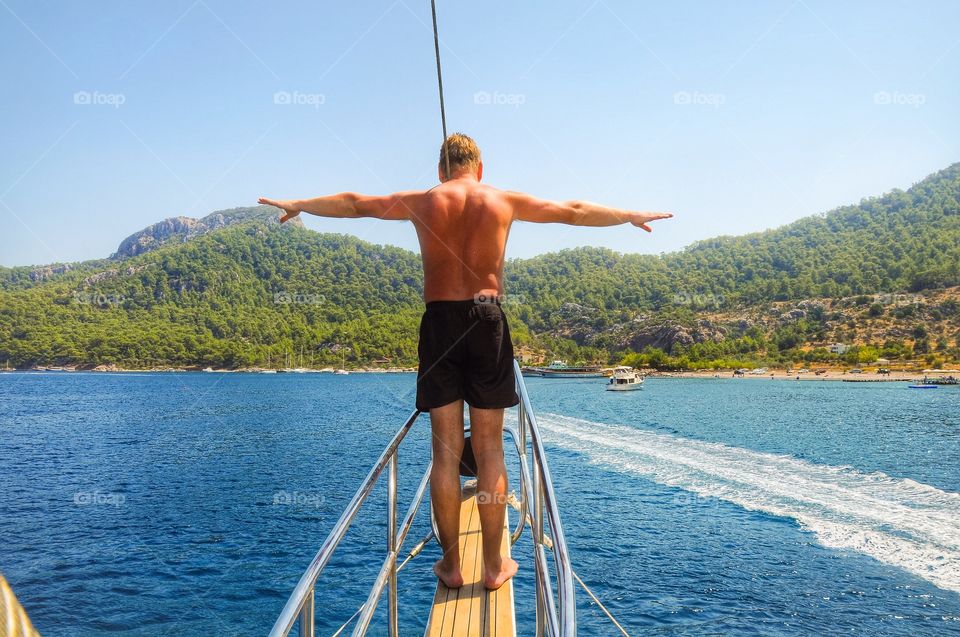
[0,163,958,369]
[507,163,960,331]
[0,221,426,368]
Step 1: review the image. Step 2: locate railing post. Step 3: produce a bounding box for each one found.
[298,587,314,637]
[518,398,527,453]
[387,453,399,637]
[533,454,546,637]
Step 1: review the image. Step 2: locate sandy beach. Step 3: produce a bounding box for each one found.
[653,369,923,382]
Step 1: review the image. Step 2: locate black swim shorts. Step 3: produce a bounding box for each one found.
[415,297,520,411]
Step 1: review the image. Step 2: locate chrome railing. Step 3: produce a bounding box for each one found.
[513,360,576,637]
[268,360,576,637]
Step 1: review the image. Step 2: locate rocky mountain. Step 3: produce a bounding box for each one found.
[111,206,304,259]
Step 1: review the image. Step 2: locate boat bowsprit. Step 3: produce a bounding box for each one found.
[268,361,580,637]
[268,360,637,637]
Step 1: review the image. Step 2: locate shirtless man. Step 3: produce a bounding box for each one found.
[259,133,672,590]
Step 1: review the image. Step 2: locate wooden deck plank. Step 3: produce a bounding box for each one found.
[425,484,515,637]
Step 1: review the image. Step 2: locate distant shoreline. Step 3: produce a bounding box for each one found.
[2,367,942,384]
[650,370,922,382]
[0,365,952,383]
[0,366,418,374]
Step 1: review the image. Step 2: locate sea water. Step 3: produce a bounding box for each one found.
[1,372,958,635]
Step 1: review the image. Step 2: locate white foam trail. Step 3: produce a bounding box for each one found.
[535,413,960,593]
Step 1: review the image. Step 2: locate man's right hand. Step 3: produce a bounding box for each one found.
[258,197,301,223]
[631,212,673,233]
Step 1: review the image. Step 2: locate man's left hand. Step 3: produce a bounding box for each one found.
[259,197,301,223]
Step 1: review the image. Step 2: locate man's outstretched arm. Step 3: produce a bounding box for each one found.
[509,192,672,232]
[258,192,420,224]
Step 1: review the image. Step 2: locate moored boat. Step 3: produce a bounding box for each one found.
[921,370,959,385]
[537,360,605,378]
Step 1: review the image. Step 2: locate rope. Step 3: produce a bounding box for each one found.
[430,0,452,180]
[328,530,435,637]
[571,570,631,637]
[507,497,632,637]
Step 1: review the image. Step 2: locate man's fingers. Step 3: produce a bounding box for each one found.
[643,212,673,221]
[638,223,652,233]
[260,197,298,223]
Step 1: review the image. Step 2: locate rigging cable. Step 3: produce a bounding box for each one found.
[430,0,452,179]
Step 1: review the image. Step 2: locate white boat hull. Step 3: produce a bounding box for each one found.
[606,382,643,391]
[541,371,605,378]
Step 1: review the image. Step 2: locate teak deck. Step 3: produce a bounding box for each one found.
[424,483,515,637]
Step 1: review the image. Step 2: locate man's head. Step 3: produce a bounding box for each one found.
[438,133,482,182]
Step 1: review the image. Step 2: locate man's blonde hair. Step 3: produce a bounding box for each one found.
[438,133,481,178]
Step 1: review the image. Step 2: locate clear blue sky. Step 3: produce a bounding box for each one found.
[1,0,958,266]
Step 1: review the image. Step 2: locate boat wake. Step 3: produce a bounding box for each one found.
[535,413,960,593]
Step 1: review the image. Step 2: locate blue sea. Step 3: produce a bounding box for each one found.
[1,371,959,636]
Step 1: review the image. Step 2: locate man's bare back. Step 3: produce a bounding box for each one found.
[405,178,512,302]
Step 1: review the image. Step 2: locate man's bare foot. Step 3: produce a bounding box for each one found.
[434,559,464,589]
[482,557,518,590]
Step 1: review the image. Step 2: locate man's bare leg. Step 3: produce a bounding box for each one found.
[430,400,465,588]
[469,405,519,590]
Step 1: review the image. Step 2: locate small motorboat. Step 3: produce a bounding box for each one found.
[908,384,938,389]
[606,366,644,391]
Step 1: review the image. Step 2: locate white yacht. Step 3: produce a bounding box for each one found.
[605,366,644,391]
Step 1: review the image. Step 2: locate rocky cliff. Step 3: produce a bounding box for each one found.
[111,206,303,259]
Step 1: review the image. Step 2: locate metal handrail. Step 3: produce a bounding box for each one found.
[268,362,576,637]
[269,410,424,637]
[514,360,577,637]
